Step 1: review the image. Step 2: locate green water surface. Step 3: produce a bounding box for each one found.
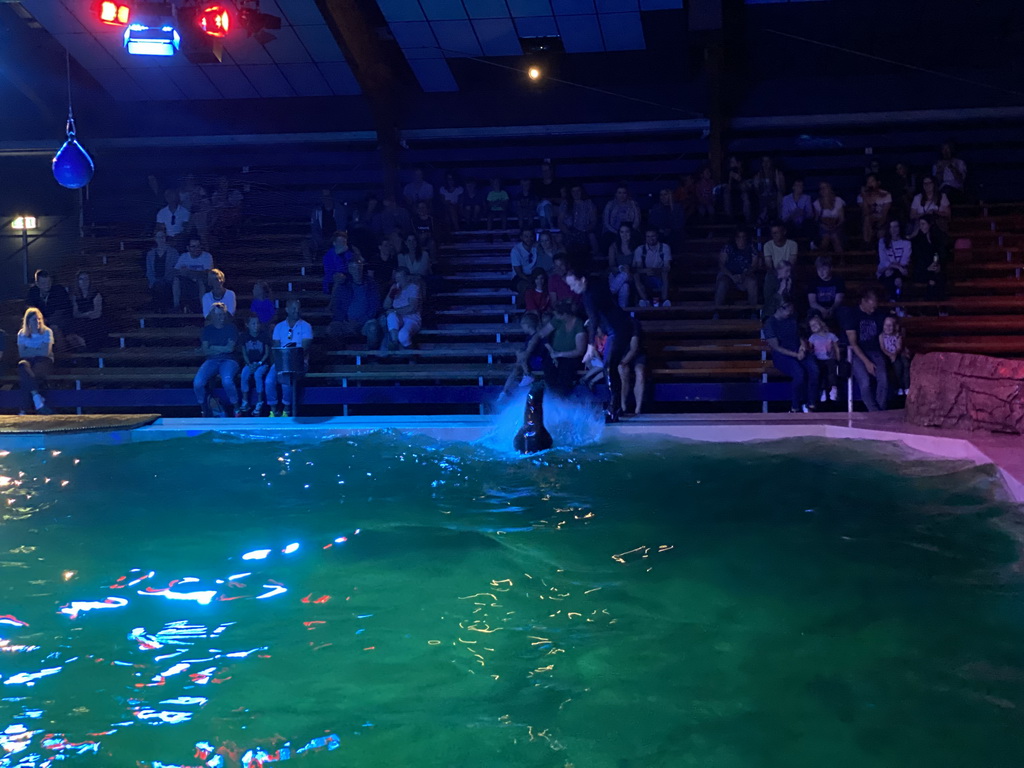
[0,433,1023,768]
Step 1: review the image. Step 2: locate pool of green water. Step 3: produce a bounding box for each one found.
[1,433,1023,768]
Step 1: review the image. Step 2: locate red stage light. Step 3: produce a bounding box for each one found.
[198,4,231,37]
[95,1,131,25]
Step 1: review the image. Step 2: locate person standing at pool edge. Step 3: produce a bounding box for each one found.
[566,264,634,421]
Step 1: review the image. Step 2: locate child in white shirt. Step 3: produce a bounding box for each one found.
[808,314,840,402]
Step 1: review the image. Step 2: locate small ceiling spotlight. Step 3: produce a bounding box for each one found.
[528,66,542,81]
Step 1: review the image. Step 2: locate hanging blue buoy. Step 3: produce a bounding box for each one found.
[52,113,94,189]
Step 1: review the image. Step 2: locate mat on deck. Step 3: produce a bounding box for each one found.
[0,414,160,435]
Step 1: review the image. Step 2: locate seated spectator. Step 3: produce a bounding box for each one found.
[514,179,537,230]
[535,161,561,229]
[399,233,433,282]
[764,297,818,413]
[486,178,510,231]
[525,269,552,315]
[327,255,382,348]
[367,237,398,282]
[694,166,716,222]
[439,173,463,232]
[807,314,840,404]
[305,189,347,262]
[780,179,815,239]
[249,281,275,327]
[601,186,642,252]
[173,237,213,312]
[193,302,239,418]
[910,217,948,302]
[522,300,587,398]
[549,255,580,310]
[841,288,889,411]
[714,228,760,317]
[762,223,797,307]
[724,155,751,223]
[322,231,357,294]
[156,188,190,245]
[403,168,434,209]
[510,228,538,306]
[814,181,846,253]
[382,266,422,351]
[633,228,672,307]
[413,201,436,242]
[460,179,484,229]
[751,156,785,227]
[238,313,271,417]
[909,176,951,235]
[807,255,846,322]
[609,262,632,310]
[858,174,892,245]
[265,299,313,418]
[211,177,244,242]
[607,223,635,272]
[348,194,378,259]
[26,269,72,345]
[876,220,912,302]
[533,230,563,274]
[66,270,104,353]
[17,307,54,415]
[648,188,687,254]
[890,162,915,224]
[146,226,177,311]
[202,269,237,318]
[503,311,543,397]
[617,318,648,416]
[933,141,967,205]
[372,196,412,242]
[673,174,697,220]
[880,315,911,397]
[558,184,598,258]
[762,260,792,320]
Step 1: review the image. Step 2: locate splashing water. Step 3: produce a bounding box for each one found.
[479,388,605,453]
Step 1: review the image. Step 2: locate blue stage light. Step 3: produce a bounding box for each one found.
[123,22,180,56]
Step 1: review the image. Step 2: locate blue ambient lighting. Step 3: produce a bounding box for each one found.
[123,23,180,56]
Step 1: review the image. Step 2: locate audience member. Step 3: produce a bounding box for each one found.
[841,288,889,411]
[673,174,697,220]
[762,223,797,307]
[413,201,436,242]
[807,314,840,403]
[609,262,632,310]
[525,269,552,315]
[910,217,948,302]
[764,298,818,413]
[146,226,177,311]
[933,142,967,204]
[533,230,562,274]
[173,237,213,312]
[648,188,687,254]
[694,166,716,222]
[566,264,635,421]
[814,181,846,253]
[510,228,538,306]
[714,228,760,317]
[367,238,398,281]
[751,156,785,226]
[460,179,484,229]
[601,186,642,251]
[382,266,423,351]
[910,176,951,235]
[439,173,464,231]
[327,255,382,348]
[889,162,916,224]
[250,281,275,327]
[237,313,271,417]
[535,161,561,229]
[607,222,635,272]
[372,196,412,242]
[306,189,347,261]
[806,255,846,321]
[548,255,579,309]
[202,269,237,318]
[26,269,72,343]
[858,174,892,245]
[322,231,357,294]
[486,178,510,230]
[504,311,542,397]
[633,228,672,307]
[880,315,911,397]
[617,318,647,416]
[156,188,190,244]
[403,168,434,209]
[399,233,433,280]
[193,302,239,418]
[558,184,598,258]
[66,270,105,353]
[538,300,587,398]
[780,179,815,239]
[876,220,912,303]
[724,155,751,222]
[266,299,314,417]
[16,307,54,415]
[513,179,537,230]
[762,260,792,320]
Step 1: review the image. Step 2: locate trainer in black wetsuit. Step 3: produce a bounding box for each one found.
[567,269,633,420]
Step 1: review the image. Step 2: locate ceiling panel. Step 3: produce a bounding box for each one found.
[550,0,597,13]
[389,20,441,55]
[244,63,296,98]
[556,13,604,52]
[639,0,683,7]
[465,0,513,20]
[471,18,522,56]
[407,58,458,92]
[278,62,333,97]
[127,67,189,101]
[89,67,148,101]
[227,36,276,65]
[508,0,556,15]
[163,66,223,100]
[515,15,559,37]
[316,62,362,95]
[19,0,87,35]
[265,26,313,63]
[201,65,261,99]
[431,19,482,56]
[294,24,347,62]
[418,0,468,20]
[595,0,638,11]
[275,0,332,25]
[376,0,427,22]
[598,11,643,50]
[54,32,121,71]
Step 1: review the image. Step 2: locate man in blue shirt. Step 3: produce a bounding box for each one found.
[327,256,382,349]
[764,297,818,413]
[193,302,239,417]
[841,288,890,411]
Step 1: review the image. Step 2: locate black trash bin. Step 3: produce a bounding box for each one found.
[272,345,305,416]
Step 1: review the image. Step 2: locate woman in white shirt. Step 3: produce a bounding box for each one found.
[17,307,55,415]
[814,181,845,254]
[876,220,912,302]
[909,175,951,236]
